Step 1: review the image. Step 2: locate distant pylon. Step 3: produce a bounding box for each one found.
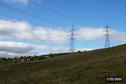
[69,25,76,52]
[105,24,110,48]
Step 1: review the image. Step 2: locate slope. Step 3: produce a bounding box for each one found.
[0,44,126,84]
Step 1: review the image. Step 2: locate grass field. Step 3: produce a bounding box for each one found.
[0,44,126,84]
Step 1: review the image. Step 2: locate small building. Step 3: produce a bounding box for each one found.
[45,56,50,58]
[20,59,25,62]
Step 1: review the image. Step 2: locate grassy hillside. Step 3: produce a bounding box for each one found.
[0,44,126,84]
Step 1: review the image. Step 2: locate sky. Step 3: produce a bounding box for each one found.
[0,0,126,58]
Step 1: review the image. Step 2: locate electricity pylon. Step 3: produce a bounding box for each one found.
[105,24,110,48]
[69,25,76,52]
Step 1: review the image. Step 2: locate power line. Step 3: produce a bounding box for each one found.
[46,0,70,13]
[30,0,83,25]
[104,24,110,48]
[0,15,43,26]
[0,2,58,25]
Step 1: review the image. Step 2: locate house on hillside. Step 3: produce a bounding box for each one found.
[45,56,50,58]
[20,59,25,62]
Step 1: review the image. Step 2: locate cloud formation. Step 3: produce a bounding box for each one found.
[0,19,126,57]
[77,27,126,43]
[0,19,69,44]
[110,30,126,43]
[0,41,36,57]
[0,41,68,58]
[77,28,104,41]
[33,27,69,44]
[1,19,126,45]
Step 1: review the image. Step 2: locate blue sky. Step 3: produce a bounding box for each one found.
[0,0,126,57]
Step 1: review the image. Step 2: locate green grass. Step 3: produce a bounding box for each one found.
[0,44,126,84]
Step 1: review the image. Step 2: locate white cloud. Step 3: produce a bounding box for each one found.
[0,20,34,40]
[0,41,69,58]
[77,27,126,43]
[33,27,69,44]
[0,41,35,54]
[0,19,126,58]
[0,41,93,58]
[4,0,29,4]
[110,30,126,43]
[0,41,36,57]
[77,27,104,41]
[0,19,69,44]
[75,48,93,52]
[0,19,126,44]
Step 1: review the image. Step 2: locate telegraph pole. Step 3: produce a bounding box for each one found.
[105,24,110,48]
[69,25,76,52]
